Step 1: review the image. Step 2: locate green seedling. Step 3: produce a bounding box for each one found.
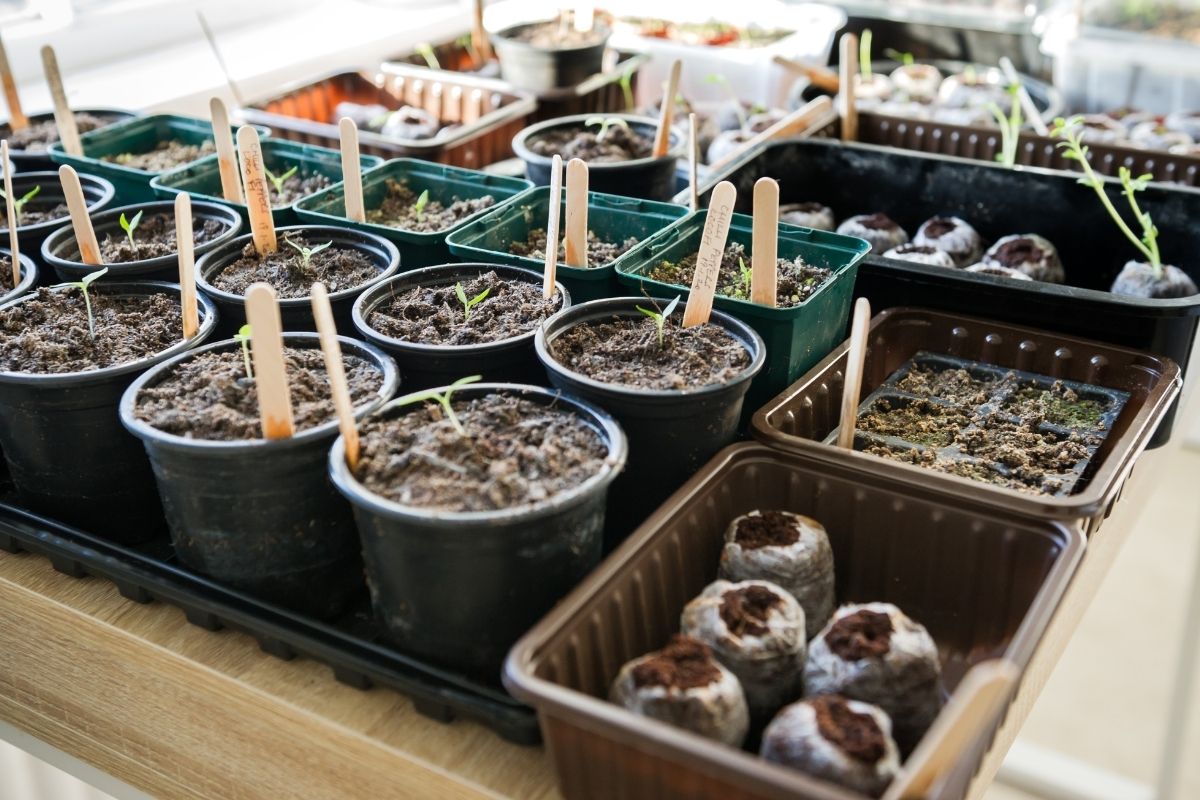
[119,209,144,249]
[454,281,489,320]
[884,48,915,66]
[988,84,1023,168]
[233,324,253,379]
[860,28,873,81]
[0,185,41,222]
[414,188,430,219]
[415,42,440,70]
[619,61,638,111]
[1053,115,1163,278]
[385,375,482,436]
[264,165,298,196]
[736,256,753,299]
[51,267,108,340]
[584,116,630,143]
[703,73,747,129]
[283,237,333,270]
[636,295,681,348]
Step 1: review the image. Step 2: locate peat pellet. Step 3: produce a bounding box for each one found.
[836,213,908,253]
[980,234,1064,284]
[913,216,982,267]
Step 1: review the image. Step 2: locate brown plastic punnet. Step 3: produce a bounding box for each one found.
[751,307,1181,537]
[504,443,1084,800]
[239,66,536,168]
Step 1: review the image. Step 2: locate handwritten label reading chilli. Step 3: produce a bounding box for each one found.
[682,180,737,328]
[237,125,278,255]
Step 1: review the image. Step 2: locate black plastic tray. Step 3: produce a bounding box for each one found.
[0,497,539,744]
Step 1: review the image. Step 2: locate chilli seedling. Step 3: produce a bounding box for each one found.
[385,374,482,436]
[414,189,430,219]
[414,42,440,70]
[233,323,253,379]
[736,256,753,299]
[584,116,630,143]
[619,62,638,111]
[0,184,41,223]
[1053,115,1163,278]
[119,209,144,249]
[454,281,489,320]
[636,294,681,348]
[264,165,298,197]
[283,237,333,271]
[860,28,874,81]
[884,48,915,66]
[988,84,1023,168]
[51,266,108,341]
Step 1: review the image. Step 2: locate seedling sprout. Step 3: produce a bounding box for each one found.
[1053,115,1163,278]
[737,256,753,299]
[988,84,1022,168]
[0,185,40,223]
[51,266,108,340]
[414,189,430,219]
[415,42,440,70]
[119,209,144,249]
[283,237,333,271]
[264,165,298,197]
[860,29,873,81]
[636,295,681,348]
[884,48,915,66]
[233,323,253,379]
[385,374,482,436]
[454,281,489,320]
[584,116,630,143]
[619,62,638,111]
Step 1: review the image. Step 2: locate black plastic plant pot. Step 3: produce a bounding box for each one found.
[352,262,570,390]
[491,22,611,93]
[0,282,218,542]
[0,248,37,305]
[196,225,400,338]
[0,170,116,275]
[513,114,681,201]
[534,298,766,546]
[328,382,627,676]
[42,200,243,282]
[1,108,137,170]
[119,333,400,619]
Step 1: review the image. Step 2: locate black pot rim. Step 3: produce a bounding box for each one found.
[328,382,628,527]
[534,296,767,401]
[40,199,244,274]
[492,21,613,54]
[119,332,400,453]
[0,170,116,236]
[513,113,683,170]
[194,225,402,307]
[0,248,38,304]
[0,280,219,385]
[351,262,571,356]
[2,108,137,154]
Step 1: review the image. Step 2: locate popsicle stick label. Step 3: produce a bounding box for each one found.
[838,33,859,142]
[3,141,19,284]
[41,46,81,157]
[751,178,779,307]
[236,126,277,254]
[563,158,588,268]
[706,97,832,173]
[837,297,872,450]
[311,282,360,469]
[339,117,366,223]
[210,97,244,204]
[244,283,295,440]
[58,165,102,265]
[175,193,199,339]
[682,181,736,328]
[652,60,681,158]
[543,154,563,299]
[0,34,26,130]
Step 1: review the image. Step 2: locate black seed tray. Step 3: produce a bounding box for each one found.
[823,352,1131,497]
[0,496,539,744]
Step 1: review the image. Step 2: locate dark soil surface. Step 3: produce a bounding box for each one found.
[548,314,751,390]
[506,20,607,48]
[366,271,561,345]
[1003,382,1108,430]
[366,179,494,232]
[86,214,228,263]
[733,510,800,549]
[631,635,721,690]
[104,139,215,172]
[529,123,652,163]
[14,199,71,227]
[894,364,1003,406]
[2,113,116,151]
[825,609,894,660]
[209,236,380,298]
[267,169,331,207]
[957,417,1093,492]
[864,443,1048,493]
[811,695,888,763]
[719,584,781,637]
[646,241,832,307]
[0,257,15,294]
[353,391,608,511]
[0,288,182,374]
[508,227,639,266]
[859,397,973,447]
[133,347,383,440]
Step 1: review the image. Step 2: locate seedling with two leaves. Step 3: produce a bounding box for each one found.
[264,165,298,197]
[414,189,430,220]
[51,266,108,340]
[636,295,680,348]
[119,209,143,249]
[283,236,333,271]
[454,281,489,320]
[384,374,482,436]
[585,116,630,143]
[233,323,253,379]
[0,185,40,223]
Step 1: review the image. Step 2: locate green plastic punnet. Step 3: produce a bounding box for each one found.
[293,158,531,268]
[48,113,269,202]
[615,211,871,409]
[446,186,690,303]
[152,139,382,226]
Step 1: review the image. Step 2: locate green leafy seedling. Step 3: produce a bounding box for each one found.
[414,189,430,219]
[415,42,440,70]
[454,281,490,320]
[0,184,41,222]
[737,256,753,299]
[233,324,253,379]
[51,267,109,341]
[988,84,1023,168]
[385,375,482,436]
[119,209,144,249]
[636,295,681,348]
[884,48,915,66]
[283,237,333,270]
[860,28,873,81]
[619,62,638,111]
[1052,115,1162,278]
[264,165,298,196]
[584,115,631,143]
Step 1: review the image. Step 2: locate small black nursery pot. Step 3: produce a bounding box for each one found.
[0,248,37,304]
[120,333,400,618]
[491,21,611,93]
[0,170,116,271]
[42,200,243,282]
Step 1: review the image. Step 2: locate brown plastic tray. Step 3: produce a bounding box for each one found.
[504,442,1085,800]
[239,66,536,168]
[856,112,1200,186]
[752,307,1181,536]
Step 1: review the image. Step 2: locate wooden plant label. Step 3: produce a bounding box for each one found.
[563,158,588,268]
[311,282,360,469]
[836,297,872,449]
[41,46,82,157]
[2,140,19,285]
[838,33,859,142]
[244,283,295,440]
[175,193,199,339]
[682,181,736,328]
[543,154,563,299]
[652,59,681,158]
[209,97,244,203]
[58,165,102,265]
[751,177,779,307]
[0,34,26,130]
[706,97,833,173]
[236,126,277,255]
[339,117,366,223]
